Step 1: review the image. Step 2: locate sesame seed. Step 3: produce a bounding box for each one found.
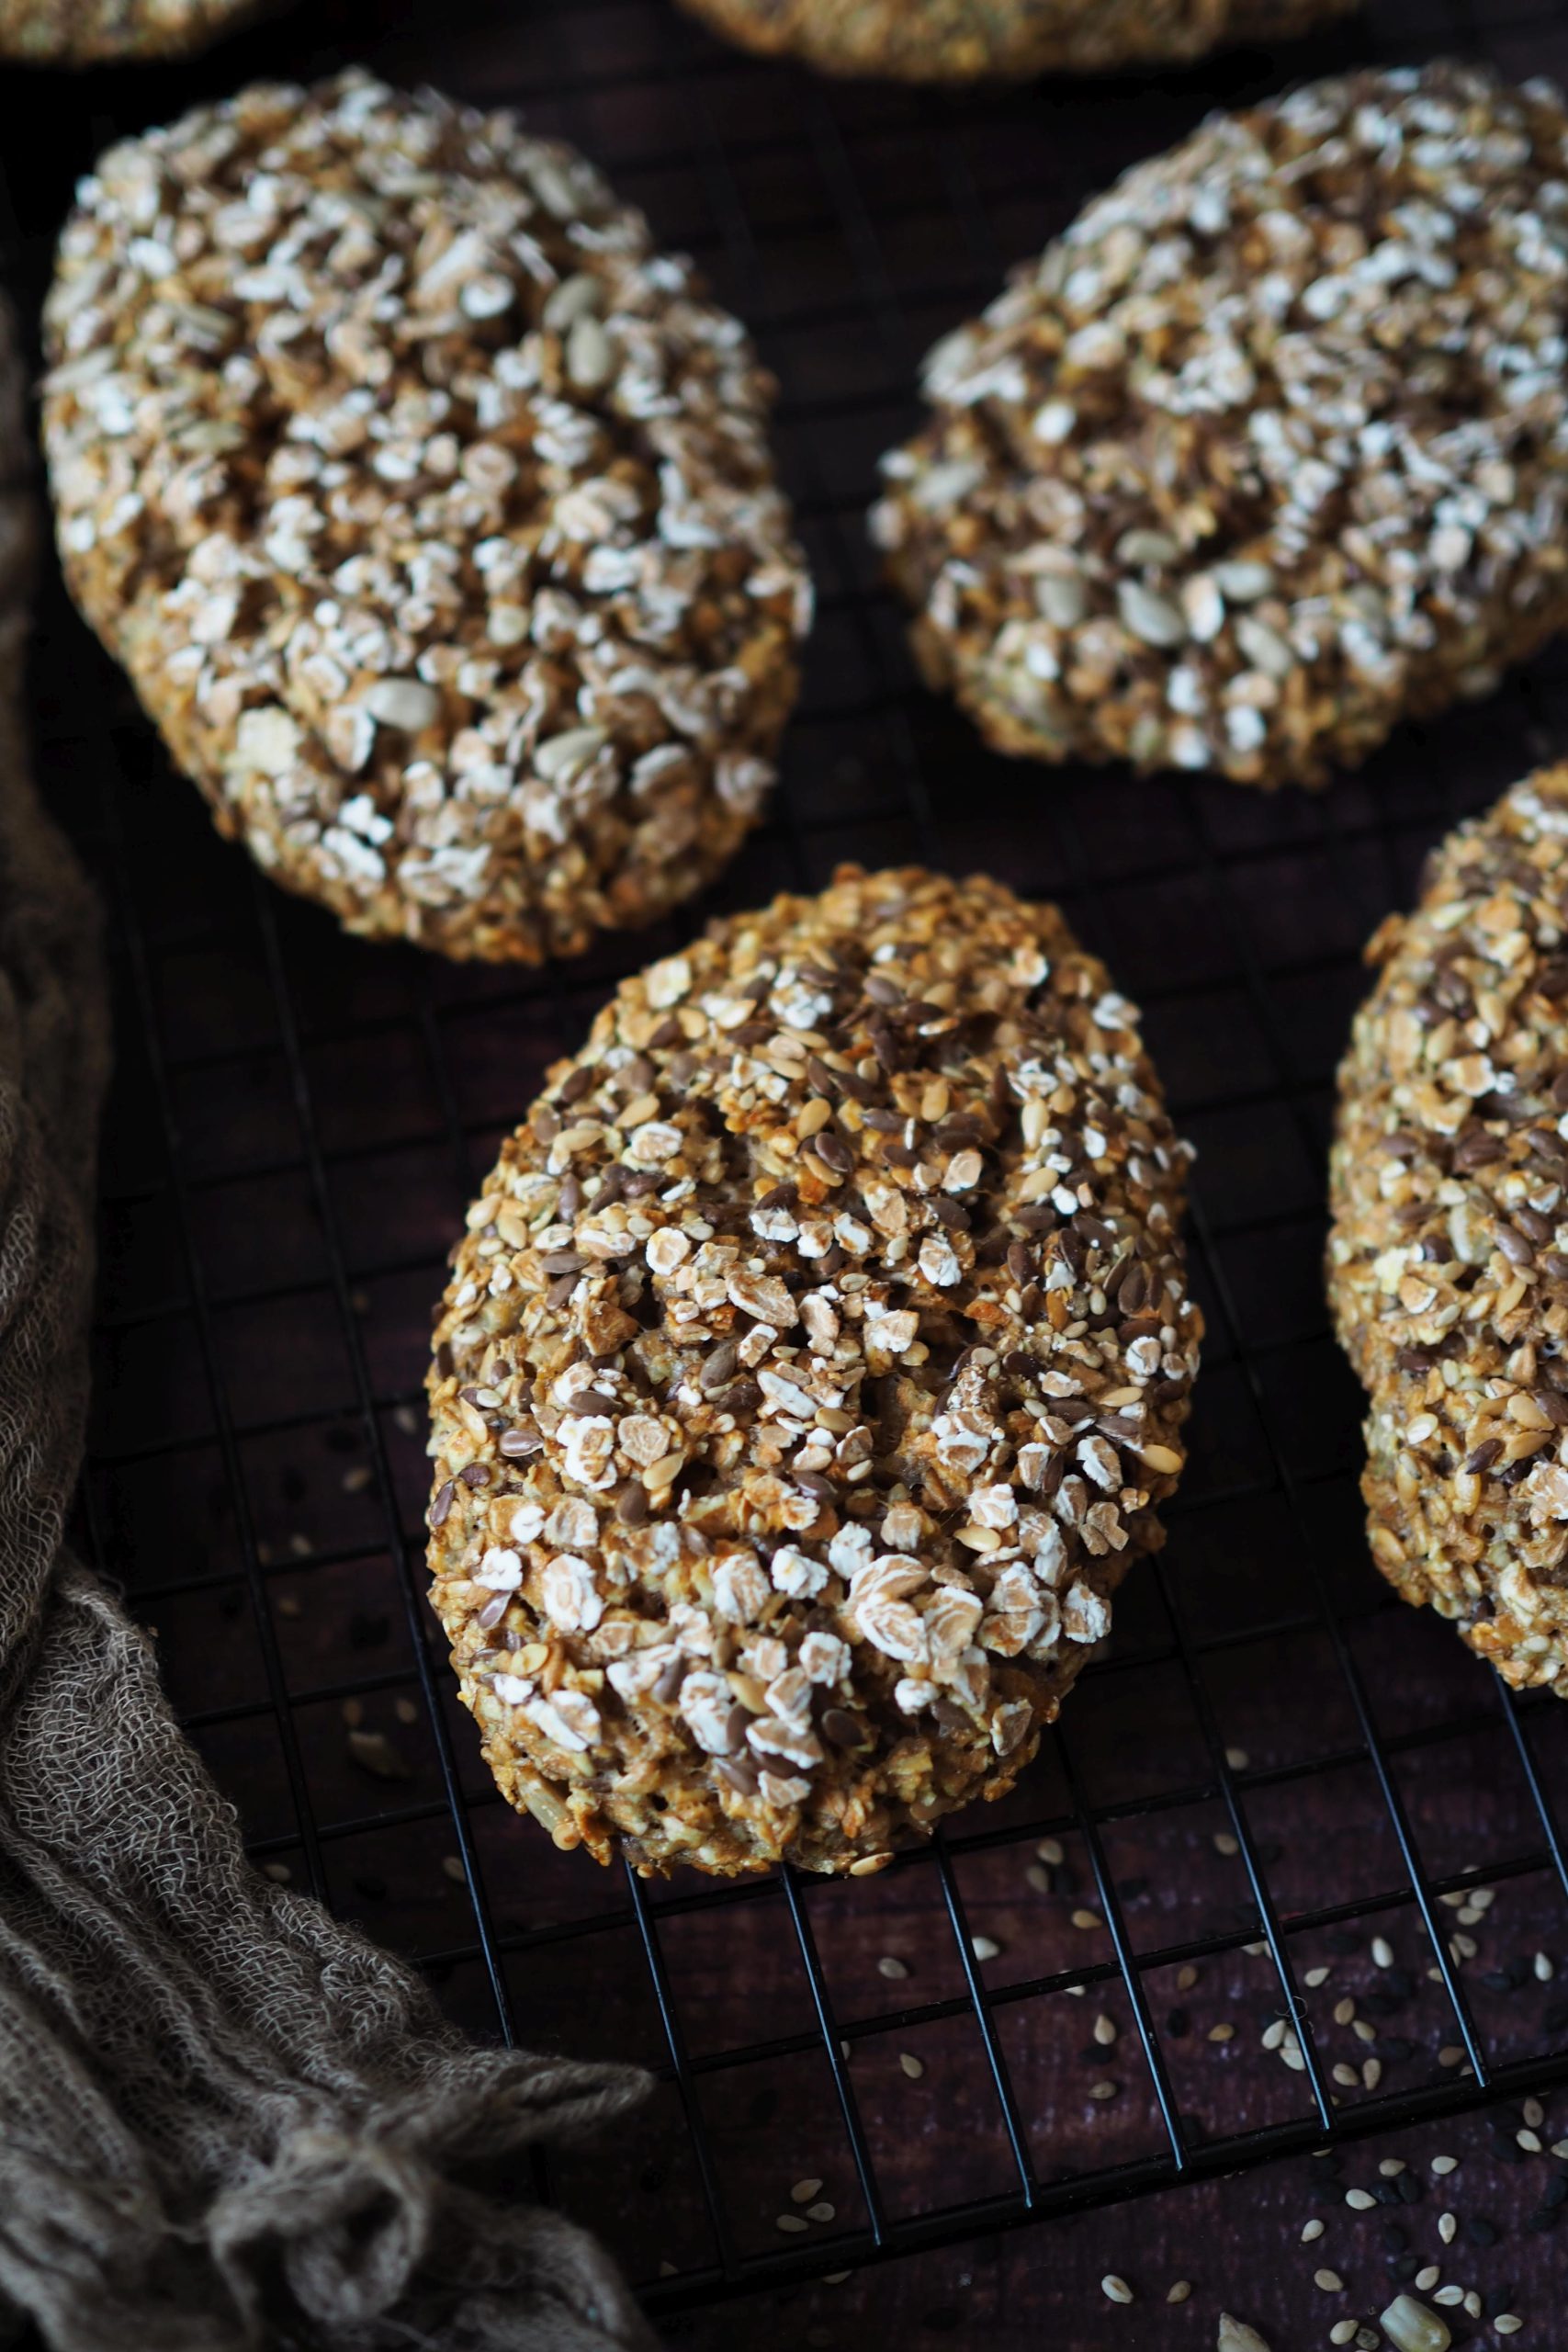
[1416,2266,1440,2290]
[877,1955,909,1980]
[1438,2212,1456,2245]
[1036,1837,1065,1866]
[1331,2323,1359,2346]
[1372,1938,1395,1969]
[1431,2156,1458,2176]
[791,2178,823,2204]
[1089,2079,1119,2101]
[1495,2319,1524,2336]
[1380,2159,1406,2177]
[1224,1747,1250,1770]
[1347,2188,1377,2210]
[806,2202,835,2223]
[1517,2129,1543,2153]
[1302,2219,1325,2243]
[1071,1908,1103,1931]
[1305,1965,1332,1988]
[1208,2022,1235,2043]
[1438,2046,1465,2069]
[776,2213,809,2233]
[898,2052,924,2080]
[1522,2095,1544,2128]
[1177,1965,1200,1992]
[1213,1831,1240,1857]
[972,1936,1002,1961]
[1100,2274,1134,2304]
[1433,2286,1464,2308]
[1166,2280,1191,2303]
[1315,2267,1345,2292]
[1093,2013,1117,2045]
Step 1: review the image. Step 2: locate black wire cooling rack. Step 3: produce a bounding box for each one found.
[6,0,1568,2323]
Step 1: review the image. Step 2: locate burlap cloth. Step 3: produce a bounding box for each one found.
[0,297,656,2352]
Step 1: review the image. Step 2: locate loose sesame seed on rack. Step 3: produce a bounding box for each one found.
[1416,2266,1440,2290]
[877,1955,909,1980]
[1301,2219,1325,2244]
[1315,2268,1346,2293]
[1304,1965,1332,1988]
[970,1934,1002,1961]
[898,2052,924,2081]
[1165,2279,1190,2304]
[1100,2273,1134,2304]
[790,2177,823,2204]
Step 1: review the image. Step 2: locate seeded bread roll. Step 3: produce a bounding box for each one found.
[676,0,1352,79]
[873,64,1568,790]
[1329,769,1568,1696]
[0,0,265,62]
[42,71,808,963]
[426,865,1201,1876]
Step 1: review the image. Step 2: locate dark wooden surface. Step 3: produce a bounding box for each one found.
[7,0,1568,2343]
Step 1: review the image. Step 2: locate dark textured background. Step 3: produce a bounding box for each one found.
[4,0,1568,2342]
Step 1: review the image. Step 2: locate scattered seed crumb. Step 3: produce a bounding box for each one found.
[823,2272,852,2286]
[1380,2293,1450,2352]
[1217,2319,1272,2352]
[972,1935,1001,1961]
[1026,1863,1053,1894]
[342,1464,373,1494]
[1533,1951,1554,1982]
[346,1728,412,1781]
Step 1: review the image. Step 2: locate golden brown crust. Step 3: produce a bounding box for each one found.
[676,0,1352,79]
[42,72,808,962]
[873,65,1568,790]
[427,865,1201,1876]
[1329,767,1568,1694]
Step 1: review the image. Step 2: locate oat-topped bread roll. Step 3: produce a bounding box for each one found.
[1329,770,1568,1696]
[427,865,1201,1876]
[678,0,1351,79]
[0,0,265,62]
[42,72,808,964]
[873,64,1568,790]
